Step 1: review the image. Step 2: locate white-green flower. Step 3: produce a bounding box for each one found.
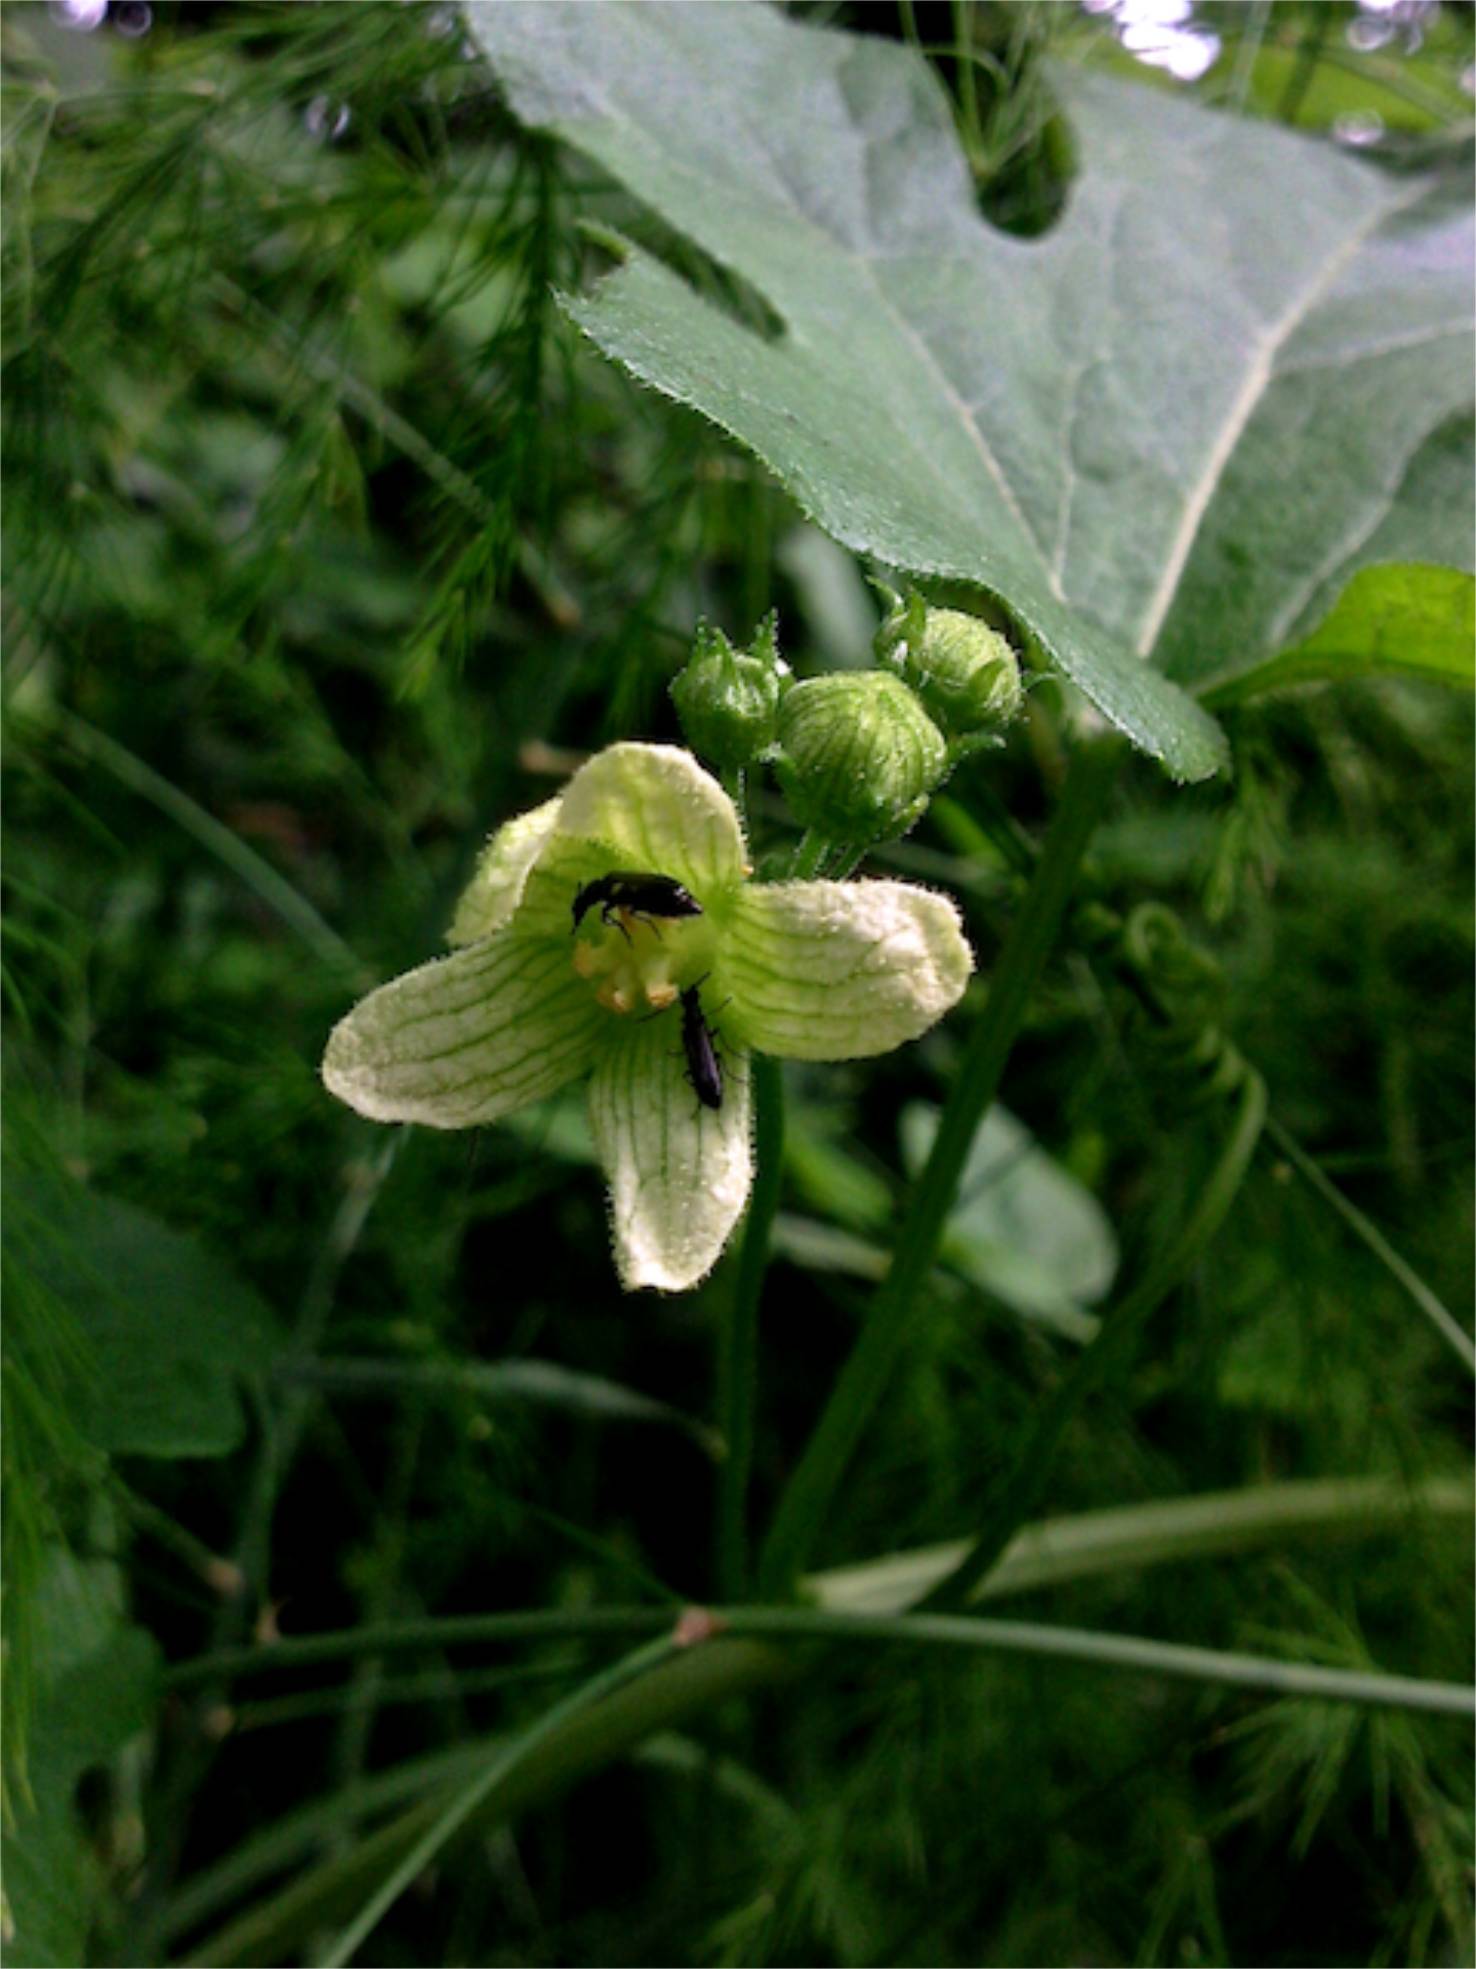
[322,743,972,1292]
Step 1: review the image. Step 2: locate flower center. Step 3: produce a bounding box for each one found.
[571,910,712,1015]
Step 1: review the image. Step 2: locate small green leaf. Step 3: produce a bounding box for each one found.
[1203,564,1475,706]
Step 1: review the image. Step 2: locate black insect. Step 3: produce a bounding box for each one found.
[679,983,724,1112]
[571,870,702,940]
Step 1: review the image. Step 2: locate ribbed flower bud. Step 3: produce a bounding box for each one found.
[670,614,786,772]
[775,672,947,846]
[876,594,1023,741]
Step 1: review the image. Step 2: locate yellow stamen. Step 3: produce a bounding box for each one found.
[573,907,712,1018]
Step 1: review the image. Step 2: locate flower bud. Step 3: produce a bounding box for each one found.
[876,595,1022,741]
[775,672,947,846]
[670,615,785,771]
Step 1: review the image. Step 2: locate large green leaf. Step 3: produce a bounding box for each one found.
[2,1548,161,1967]
[903,1101,1118,1345]
[7,1174,277,1459]
[467,4,1472,762]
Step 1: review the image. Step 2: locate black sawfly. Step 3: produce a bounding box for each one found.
[679,982,724,1112]
[571,870,702,940]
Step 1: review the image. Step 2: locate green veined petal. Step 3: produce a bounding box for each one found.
[556,742,748,903]
[323,934,602,1128]
[587,1012,753,1292]
[720,880,972,1061]
[447,796,564,946]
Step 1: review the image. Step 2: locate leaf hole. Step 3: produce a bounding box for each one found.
[579,202,786,346]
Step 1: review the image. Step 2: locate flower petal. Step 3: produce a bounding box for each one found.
[587,1012,753,1292]
[447,796,564,946]
[323,934,602,1127]
[556,742,747,901]
[718,880,973,1061]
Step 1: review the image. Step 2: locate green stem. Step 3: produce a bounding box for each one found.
[165,1608,669,1692]
[813,1476,1473,1616]
[1223,0,1274,114]
[826,845,868,882]
[787,828,833,879]
[719,1608,1475,1717]
[233,1658,572,1735]
[317,1634,680,1968]
[1277,3,1330,123]
[1265,1113,1476,1377]
[327,1406,424,1841]
[758,739,1122,1595]
[717,1054,785,1600]
[931,785,1036,876]
[918,1066,1268,1612]
[108,1475,244,1597]
[950,0,982,158]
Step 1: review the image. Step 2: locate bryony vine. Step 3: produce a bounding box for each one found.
[322,740,973,1291]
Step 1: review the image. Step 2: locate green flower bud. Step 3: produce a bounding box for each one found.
[670,614,785,771]
[775,672,947,846]
[876,595,1023,741]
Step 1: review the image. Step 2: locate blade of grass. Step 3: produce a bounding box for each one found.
[811,1475,1475,1616]
[1266,1112,1476,1376]
[158,1741,493,1950]
[188,1636,785,1967]
[316,1631,681,1967]
[280,1354,722,1456]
